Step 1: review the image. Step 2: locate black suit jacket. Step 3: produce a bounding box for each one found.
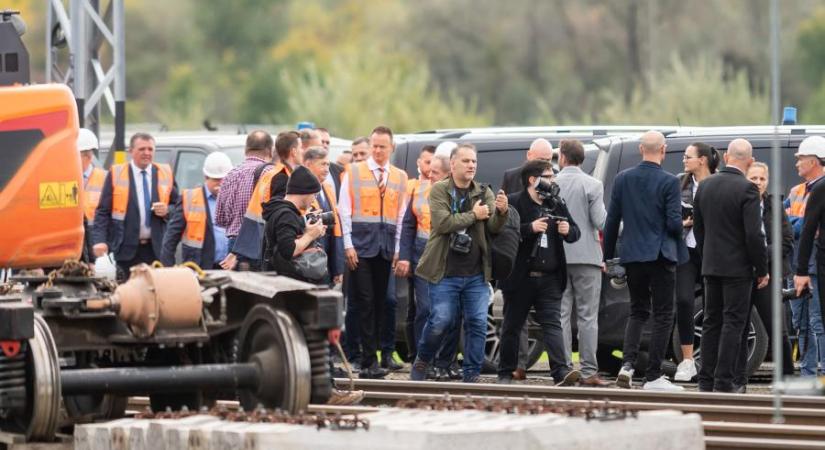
[92,164,180,262]
[499,166,523,195]
[329,162,344,196]
[159,186,216,267]
[694,166,768,278]
[498,191,580,292]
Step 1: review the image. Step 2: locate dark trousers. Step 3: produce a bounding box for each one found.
[116,242,157,281]
[227,237,260,271]
[734,278,794,387]
[698,276,753,392]
[382,275,398,355]
[675,248,701,346]
[622,260,676,382]
[499,273,568,380]
[351,256,392,368]
[404,275,417,360]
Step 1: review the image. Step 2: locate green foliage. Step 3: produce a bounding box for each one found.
[797,7,825,87]
[802,80,825,124]
[278,49,493,136]
[599,55,770,125]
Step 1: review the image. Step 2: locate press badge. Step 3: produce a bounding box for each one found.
[540,233,548,248]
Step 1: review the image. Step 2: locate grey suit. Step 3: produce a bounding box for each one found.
[556,165,606,377]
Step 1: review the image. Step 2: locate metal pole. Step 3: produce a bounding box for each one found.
[45,1,52,83]
[112,0,126,165]
[769,0,783,424]
[70,0,86,127]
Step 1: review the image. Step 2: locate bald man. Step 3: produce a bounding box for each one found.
[693,138,768,393]
[603,131,687,392]
[500,138,554,194]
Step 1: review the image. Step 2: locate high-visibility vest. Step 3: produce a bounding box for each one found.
[348,161,408,258]
[786,182,808,217]
[84,167,107,224]
[310,181,343,237]
[110,163,173,221]
[244,163,290,224]
[181,187,207,249]
[410,179,432,240]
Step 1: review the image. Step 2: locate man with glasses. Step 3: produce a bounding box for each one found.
[497,160,581,385]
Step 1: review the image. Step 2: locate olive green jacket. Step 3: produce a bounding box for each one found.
[415,177,508,283]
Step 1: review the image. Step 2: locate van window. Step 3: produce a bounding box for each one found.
[175,151,206,190]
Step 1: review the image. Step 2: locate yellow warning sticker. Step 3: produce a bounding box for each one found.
[39,181,80,209]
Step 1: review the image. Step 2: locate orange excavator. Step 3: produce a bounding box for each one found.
[0,11,342,442]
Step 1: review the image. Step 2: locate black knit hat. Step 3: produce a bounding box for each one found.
[286,165,322,195]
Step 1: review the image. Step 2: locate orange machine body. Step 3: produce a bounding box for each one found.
[0,84,82,268]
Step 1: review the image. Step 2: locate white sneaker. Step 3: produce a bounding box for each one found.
[616,365,634,389]
[644,376,685,391]
[674,359,697,382]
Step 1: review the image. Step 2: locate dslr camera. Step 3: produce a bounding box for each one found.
[605,258,627,290]
[305,210,335,227]
[535,177,565,214]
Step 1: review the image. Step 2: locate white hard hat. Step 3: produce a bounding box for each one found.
[77,128,98,152]
[203,152,233,179]
[434,141,458,158]
[796,136,825,159]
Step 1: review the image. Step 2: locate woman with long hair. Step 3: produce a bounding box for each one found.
[674,142,720,381]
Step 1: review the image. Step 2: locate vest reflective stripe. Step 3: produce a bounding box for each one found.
[411,179,431,240]
[182,188,207,249]
[244,163,289,224]
[786,183,807,217]
[84,167,107,223]
[110,163,173,221]
[349,161,406,226]
[310,181,343,237]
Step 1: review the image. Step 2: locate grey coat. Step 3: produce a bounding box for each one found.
[556,166,606,266]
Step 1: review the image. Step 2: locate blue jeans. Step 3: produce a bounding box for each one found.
[417,274,488,379]
[413,273,460,368]
[790,275,825,376]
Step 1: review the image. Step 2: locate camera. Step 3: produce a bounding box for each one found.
[449,231,473,254]
[305,210,335,227]
[782,286,811,301]
[605,258,627,290]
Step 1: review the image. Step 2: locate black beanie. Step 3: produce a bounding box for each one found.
[286,166,322,195]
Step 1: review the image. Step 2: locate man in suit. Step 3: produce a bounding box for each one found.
[498,137,554,379]
[92,132,180,278]
[499,138,554,194]
[315,127,344,195]
[160,152,233,268]
[603,130,686,391]
[556,139,609,387]
[694,138,769,393]
[303,146,345,286]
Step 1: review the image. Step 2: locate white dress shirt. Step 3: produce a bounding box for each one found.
[129,161,152,239]
[338,157,408,253]
[685,175,698,249]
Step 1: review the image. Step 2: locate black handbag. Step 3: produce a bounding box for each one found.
[292,245,328,283]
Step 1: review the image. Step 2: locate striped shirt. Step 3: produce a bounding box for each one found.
[215,156,272,237]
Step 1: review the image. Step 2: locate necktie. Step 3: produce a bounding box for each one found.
[141,169,151,227]
[317,191,329,211]
[377,167,386,196]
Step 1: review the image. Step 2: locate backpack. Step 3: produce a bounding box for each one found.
[490,204,521,280]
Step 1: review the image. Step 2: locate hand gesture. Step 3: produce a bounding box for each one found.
[557,220,570,236]
[495,190,508,214]
[345,248,359,271]
[531,218,548,234]
[472,200,491,220]
[151,202,168,218]
[395,260,411,277]
[305,220,326,239]
[794,275,812,296]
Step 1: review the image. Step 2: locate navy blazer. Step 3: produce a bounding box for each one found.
[92,164,180,262]
[159,186,216,268]
[603,161,687,265]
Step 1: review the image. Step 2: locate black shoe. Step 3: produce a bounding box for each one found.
[425,366,438,380]
[331,366,348,378]
[732,384,747,394]
[446,362,463,380]
[359,363,388,379]
[381,354,403,371]
[349,361,362,374]
[463,374,481,383]
[434,367,450,381]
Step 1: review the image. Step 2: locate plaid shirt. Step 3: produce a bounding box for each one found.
[215,156,272,237]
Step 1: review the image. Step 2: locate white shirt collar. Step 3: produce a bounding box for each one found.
[367,157,390,172]
[130,160,151,175]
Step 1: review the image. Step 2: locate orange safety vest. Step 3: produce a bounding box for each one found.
[244,163,290,224]
[410,179,432,240]
[109,163,173,221]
[786,182,808,218]
[84,167,107,224]
[310,181,343,237]
[181,187,208,249]
[348,161,407,225]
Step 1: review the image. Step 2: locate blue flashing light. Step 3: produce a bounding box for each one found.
[782,106,797,125]
[297,121,315,130]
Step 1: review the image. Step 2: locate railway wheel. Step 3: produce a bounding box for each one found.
[63,352,127,421]
[237,304,311,413]
[0,315,61,441]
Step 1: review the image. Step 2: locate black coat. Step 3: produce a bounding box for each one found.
[694,167,768,278]
[499,166,523,195]
[329,162,344,197]
[159,186,216,268]
[761,193,794,277]
[498,191,580,291]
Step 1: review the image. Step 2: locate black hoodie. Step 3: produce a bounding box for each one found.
[261,198,306,278]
